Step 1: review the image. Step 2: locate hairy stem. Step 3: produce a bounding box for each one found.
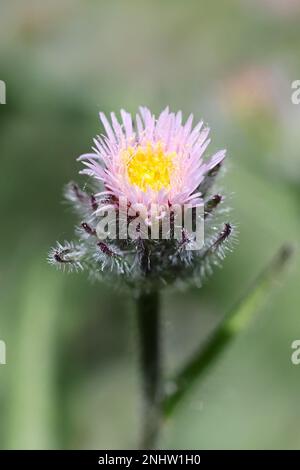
[137,289,161,449]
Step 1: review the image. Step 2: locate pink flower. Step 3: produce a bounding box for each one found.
[50,106,234,285]
[79,107,226,211]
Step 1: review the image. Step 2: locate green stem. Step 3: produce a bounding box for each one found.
[163,244,293,417]
[137,289,161,449]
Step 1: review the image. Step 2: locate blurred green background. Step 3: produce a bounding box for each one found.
[1,0,300,450]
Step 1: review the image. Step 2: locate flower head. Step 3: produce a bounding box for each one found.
[49,107,235,290]
[79,107,225,212]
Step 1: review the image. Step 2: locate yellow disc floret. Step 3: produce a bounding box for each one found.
[124,141,175,192]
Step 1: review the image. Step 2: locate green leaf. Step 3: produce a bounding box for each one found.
[163,244,294,418]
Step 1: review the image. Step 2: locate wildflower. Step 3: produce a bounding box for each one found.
[49,107,236,449]
[80,107,225,211]
[49,107,234,289]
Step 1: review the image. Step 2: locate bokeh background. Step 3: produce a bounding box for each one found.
[1,0,300,450]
